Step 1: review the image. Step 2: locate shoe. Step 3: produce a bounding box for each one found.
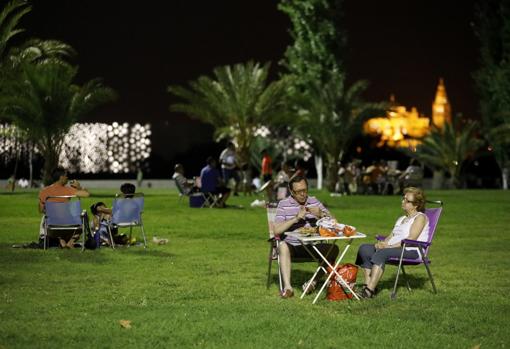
[302,280,317,295]
[359,286,376,299]
[280,288,294,299]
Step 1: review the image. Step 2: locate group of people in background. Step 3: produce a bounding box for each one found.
[172,141,309,208]
[336,159,424,196]
[172,140,425,209]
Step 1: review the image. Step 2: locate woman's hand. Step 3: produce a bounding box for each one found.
[375,241,388,249]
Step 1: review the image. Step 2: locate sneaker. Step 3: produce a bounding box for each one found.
[280,288,294,299]
[302,280,317,295]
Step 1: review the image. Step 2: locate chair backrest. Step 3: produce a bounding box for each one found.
[112,195,144,225]
[423,206,442,256]
[174,178,186,196]
[266,204,278,239]
[45,196,82,226]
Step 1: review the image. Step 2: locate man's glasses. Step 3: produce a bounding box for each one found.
[292,189,308,195]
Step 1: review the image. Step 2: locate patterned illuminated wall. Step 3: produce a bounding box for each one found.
[0,122,151,174]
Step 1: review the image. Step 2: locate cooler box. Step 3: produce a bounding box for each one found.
[189,194,205,208]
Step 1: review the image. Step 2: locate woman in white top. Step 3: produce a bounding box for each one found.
[355,187,430,298]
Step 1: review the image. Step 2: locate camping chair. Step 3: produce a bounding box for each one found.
[376,200,443,299]
[265,203,321,293]
[201,191,220,208]
[174,178,209,207]
[43,196,87,251]
[110,193,147,248]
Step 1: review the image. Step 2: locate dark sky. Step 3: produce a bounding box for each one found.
[22,0,479,174]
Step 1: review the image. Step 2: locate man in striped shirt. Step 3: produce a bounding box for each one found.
[273,175,339,298]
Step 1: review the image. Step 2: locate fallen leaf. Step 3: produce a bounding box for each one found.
[119,320,132,329]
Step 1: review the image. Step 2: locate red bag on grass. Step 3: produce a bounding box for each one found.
[326,263,358,301]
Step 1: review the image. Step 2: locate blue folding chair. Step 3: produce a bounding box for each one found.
[43,196,87,251]
[111,193,147,248]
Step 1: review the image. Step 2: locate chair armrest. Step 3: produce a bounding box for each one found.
[401,239,431,247]
[376,235,387,241]
[267,235,282,242]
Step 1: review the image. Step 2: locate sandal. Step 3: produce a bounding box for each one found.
[281,288,294,299]
[302,280,317,295]
[361,286,376,299]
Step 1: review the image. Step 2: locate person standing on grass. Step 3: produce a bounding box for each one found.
[219,141,240,196]
[273,175,339,299]
[38,167,90,248]
[260,149,273,200]
[355,187,429,298]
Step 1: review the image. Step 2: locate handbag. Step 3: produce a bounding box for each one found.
[326,263,358,301]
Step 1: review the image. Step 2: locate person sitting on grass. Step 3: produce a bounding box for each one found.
[273,175,339,299]
[355,187,430,298]
[38,167,90,248]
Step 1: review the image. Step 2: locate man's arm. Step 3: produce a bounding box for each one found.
[273,206,306,236]
[70,180,90,198]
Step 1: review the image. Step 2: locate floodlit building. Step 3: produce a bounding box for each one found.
[364,78,451,149]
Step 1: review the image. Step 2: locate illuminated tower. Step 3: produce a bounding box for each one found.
[431,78,451,128]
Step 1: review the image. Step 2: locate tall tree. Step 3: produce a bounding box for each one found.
[408,118,482,189]
[168,61,290,166]
[0,60,117,184]
[473,0,510,189]
[279,0,385,190]
[297,75,385,191]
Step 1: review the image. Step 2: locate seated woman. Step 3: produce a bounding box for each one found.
[355,187,429,298]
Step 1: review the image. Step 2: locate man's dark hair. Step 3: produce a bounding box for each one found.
[289,175,308,191]
[120,183,136,198]
[51,167,67,183]
[90,202,106,215]
[206,156,216,166]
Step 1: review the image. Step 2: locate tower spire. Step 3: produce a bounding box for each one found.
[432,78,451,128]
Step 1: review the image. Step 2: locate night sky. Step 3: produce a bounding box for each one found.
[21,0,479,176]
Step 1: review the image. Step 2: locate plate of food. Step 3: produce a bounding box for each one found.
[296,226,318,237]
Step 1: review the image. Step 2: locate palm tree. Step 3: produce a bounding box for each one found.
[168,61,290,166]
[296,74,386,191]
[409,118,482,189]
[0,0,30,62]
[0,60,117,184]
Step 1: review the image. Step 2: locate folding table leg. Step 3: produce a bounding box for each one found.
[312,242,359,304]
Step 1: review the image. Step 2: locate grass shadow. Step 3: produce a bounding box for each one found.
[121,248,175,258]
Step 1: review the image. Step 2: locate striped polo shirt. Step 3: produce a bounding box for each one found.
[275,195,330,246]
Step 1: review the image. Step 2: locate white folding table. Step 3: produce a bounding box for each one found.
[286,231,366,304]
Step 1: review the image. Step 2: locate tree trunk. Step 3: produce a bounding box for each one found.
[42,146,60,186]
[502,167,509,190]
[314,154,323,190]
[431,170,444,190]
[326,160,339,192]
[28,145,33,188]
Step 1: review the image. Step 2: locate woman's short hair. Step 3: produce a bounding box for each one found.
[404,187,426,212]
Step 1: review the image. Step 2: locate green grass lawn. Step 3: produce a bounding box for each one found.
[0,188,509,348]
